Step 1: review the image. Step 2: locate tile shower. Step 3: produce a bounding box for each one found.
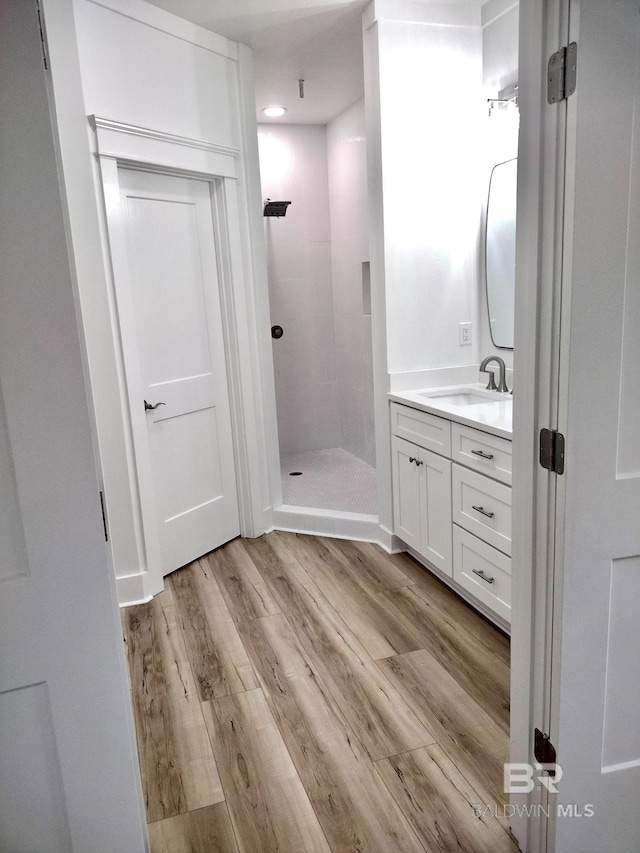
[258,101,376,516]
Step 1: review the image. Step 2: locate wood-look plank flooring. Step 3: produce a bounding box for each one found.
[123,531,520,853]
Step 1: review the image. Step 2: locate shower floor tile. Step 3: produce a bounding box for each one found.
[280,448,377,515]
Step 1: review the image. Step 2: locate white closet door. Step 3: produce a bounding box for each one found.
[118,169,239,576]
[0,3,146,849]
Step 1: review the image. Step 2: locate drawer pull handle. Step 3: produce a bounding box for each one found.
[471,449,494,460]
[472,504,495,519]
[472,568,495,584]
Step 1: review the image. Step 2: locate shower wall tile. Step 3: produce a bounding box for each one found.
[309,243,334,307]
[327,100,375,467]
[265,229,308,281]
[259,110,374,465]
[259,124,341,456]
[273,321,336,388]
[276,382,341,455]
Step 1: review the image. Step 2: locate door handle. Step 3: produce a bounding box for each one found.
[144,400,166,412]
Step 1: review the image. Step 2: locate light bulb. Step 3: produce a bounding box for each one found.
[262,106,286,118]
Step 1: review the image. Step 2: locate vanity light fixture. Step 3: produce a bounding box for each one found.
[488,82,519,117]
[262,106,286,117]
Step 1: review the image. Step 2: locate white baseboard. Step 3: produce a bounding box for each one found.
[117,571,153,608]
[375,525,405,553]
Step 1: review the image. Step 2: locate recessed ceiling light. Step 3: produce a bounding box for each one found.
[263,106,286,117]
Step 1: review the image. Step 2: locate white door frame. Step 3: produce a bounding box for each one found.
[39,0,275,608]
[92,118,267,603]
[511,0,570,849]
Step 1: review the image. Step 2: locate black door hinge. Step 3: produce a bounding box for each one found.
[548,42,577,103]
[36,0,49,70]
[534,728,558,777]
[540,428,565,474]
[99,490,109,542]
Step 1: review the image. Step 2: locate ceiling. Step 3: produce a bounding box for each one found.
[143,0,370,125]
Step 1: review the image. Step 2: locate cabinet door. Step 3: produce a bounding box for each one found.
[419,447,453,576]
[391,436,422,551]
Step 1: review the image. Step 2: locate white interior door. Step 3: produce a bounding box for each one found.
[118,169,240,577]
[0,2,146,849]
[549,1,640,848]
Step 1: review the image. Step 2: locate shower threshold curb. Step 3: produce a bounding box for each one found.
[272,505,379,543]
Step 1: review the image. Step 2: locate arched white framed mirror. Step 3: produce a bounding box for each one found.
[485,157,517,349]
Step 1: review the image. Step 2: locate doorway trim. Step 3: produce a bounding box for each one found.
[91,117,268,604]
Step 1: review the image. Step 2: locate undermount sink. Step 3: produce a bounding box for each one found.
[389,383,513,438]
[416,388,507,406]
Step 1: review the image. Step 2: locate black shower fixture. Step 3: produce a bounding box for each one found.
[263,199,291,217]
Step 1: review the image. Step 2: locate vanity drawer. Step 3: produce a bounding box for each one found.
[390,402,451,457]
[453,525,511,623]
[452,464,512,556]
[451,422,512,485]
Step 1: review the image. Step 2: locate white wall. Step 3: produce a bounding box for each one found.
[327,100,375,467]
[364,0,519,387]
[369,1,484,377]
[479,0,519,367]
[364,0,484,538]
[482,0,519,94]
[258,124,341,456]
[73,0,239,145]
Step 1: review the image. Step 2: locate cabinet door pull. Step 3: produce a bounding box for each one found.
[409,456,416,463]
[472,568,495,584]
[471,449,494,460]
[417,459,424,466]
[472,504,495,519]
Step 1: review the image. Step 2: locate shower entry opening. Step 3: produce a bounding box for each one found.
[258,120,377,524]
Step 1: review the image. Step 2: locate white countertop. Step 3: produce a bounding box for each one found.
[389,384,513,440]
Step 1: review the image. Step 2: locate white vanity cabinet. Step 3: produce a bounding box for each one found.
[391,435,452,574]
[390,401,513,628]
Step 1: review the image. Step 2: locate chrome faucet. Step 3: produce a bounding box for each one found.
[479,355,509,393]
